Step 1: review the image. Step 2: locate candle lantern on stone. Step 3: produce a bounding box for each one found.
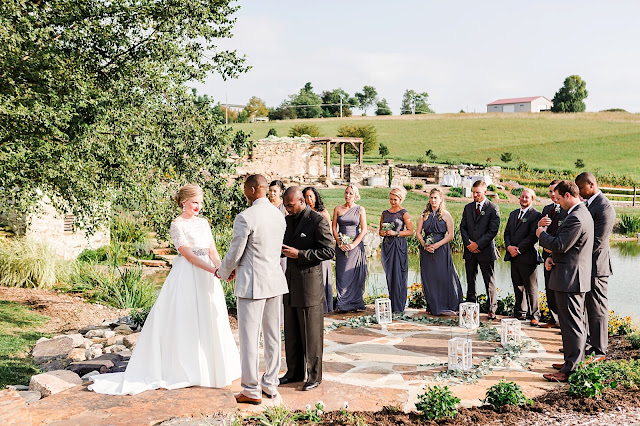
[501,318,522,346]
[459,302,480,329]
[375,298,392,325]
[447,337,473,371]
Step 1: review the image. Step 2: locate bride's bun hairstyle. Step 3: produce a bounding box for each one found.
[174,184,203,208]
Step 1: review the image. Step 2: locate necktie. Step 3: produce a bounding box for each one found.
[476,203,480,216]
[517,211,523,222]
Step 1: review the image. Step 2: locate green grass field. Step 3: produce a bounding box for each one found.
[230,112,640,178]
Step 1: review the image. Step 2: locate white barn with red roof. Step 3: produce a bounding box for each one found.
[487,96,553,113]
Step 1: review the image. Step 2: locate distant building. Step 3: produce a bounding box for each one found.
[487,96,553,113]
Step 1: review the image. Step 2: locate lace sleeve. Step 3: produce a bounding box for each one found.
[170,221,189,250]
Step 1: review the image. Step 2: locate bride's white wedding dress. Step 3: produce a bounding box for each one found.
[89,217,241,395]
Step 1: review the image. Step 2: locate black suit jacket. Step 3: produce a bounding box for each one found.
[587,194,615,277]
[503,207,542,264]
[460,199,500,261]
[540,203,568,260]
[283,206,335,308]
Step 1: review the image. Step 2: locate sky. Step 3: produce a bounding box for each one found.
[192,1,640,114]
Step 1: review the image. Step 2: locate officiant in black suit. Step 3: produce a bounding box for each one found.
[503,188,542,325]
[279,186,335,391]
[460,180,501,319]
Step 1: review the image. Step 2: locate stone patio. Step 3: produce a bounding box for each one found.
[23,310,565,425]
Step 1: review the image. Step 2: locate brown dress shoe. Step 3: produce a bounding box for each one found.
[539,322,559,329]
[552,363,564,370]
[235,393,261,405]
[530,319,540,326]
[487,312,496,320]
[543,371,569,382]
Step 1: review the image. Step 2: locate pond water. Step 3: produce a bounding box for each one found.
[365,241,640,320]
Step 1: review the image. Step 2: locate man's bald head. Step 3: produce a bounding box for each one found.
[243,174,268,205]
[575,172,598,199]
[283,186,306,215]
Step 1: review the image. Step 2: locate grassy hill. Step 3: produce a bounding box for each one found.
[229,112,640,178]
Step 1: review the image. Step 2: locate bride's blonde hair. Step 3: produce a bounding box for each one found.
[422,188,446,221]
[174,184,203,208]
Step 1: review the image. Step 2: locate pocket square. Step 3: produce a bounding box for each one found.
[300,233,307,237]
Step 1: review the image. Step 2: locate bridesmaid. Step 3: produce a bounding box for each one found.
[379,187,414,313]
[332,184,368,312]
[303,186,334,313]
[417,188,463,315]
[269,180,287,216]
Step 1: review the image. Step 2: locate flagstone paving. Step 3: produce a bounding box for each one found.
[25,309,566,425]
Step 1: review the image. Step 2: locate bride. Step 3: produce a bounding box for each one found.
[89,184,241,395]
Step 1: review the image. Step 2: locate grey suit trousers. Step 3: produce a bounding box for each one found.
[543,267,560,324]
[465,257,497,313]
[585,276,609,357]
[511,262,540,320]
[555,291,586,374]
[237,296,282,399]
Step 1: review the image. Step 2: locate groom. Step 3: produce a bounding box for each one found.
[217,174,289,404]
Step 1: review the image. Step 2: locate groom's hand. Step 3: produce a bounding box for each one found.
[282,244,299,259]
[227,269,236,281]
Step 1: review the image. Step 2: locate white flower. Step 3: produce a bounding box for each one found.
[555,205,561,213]
[318,410,324,416]
[306,404,311,411]
[558,220,564,226]
[480,211,486,216]
[343,401,349,409]
[317,400,325,409]
[521,217,527,223]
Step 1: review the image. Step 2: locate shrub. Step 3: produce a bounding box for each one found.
[131,306,151,327]
[497,191,509,200]
[77,246,110,263]
[627,331,640,349]
[487,184,497,192]
[111,212,150,245]
[416,385,460,420]
[288,123,321,137]
[448,187,463,198]
[483,380,531,410]
[609,310,636,336]
[568,363,608,397]
[415,182,423,190]
[416,156,426,165]
[617,215,640,237]
[425,149,437,160]
[407,283,426,309]
[477,293,515,316]
[266,128,278,137]
[0,238,69,288]
[598,359,640,389]
[337,124,378,153]
[575,158,585,169]
[404,183,414,191]
[500,152,513,163]
[510,187,524,197]
[379,143,389,158]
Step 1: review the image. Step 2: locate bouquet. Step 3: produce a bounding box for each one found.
[423,233,436,259]
[382,222,394,233]
[338,232,354,257]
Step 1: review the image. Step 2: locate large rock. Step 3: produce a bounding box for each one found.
[29,370,82,397]
[0,389,32,424]
[64,333,86,348]
[85,329,108,339]
[113,324,133,335]
[18,390,42,404]
[68,348,87,362]
[32,337,74,364]
[123,333,140,349]
[40,358,72,372]
[68,360,115,376]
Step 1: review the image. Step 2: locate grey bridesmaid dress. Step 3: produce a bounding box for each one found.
[419,211,463,315]
[381,209,409,312]
[335,205,367,311]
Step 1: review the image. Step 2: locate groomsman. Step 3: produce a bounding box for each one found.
[503,188,542,325]
[460,180,500,319]
[280,187,335,391]
[575,172,616,361]
[537,180,594,382]
[538,180,568,328]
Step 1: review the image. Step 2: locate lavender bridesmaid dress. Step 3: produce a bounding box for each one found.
[335,205,367,311]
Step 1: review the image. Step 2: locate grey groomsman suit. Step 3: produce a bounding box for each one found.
[539,203,594,375]
[540,203,568,324]
[218,197,289,399]
[585,192,615,357]
[460,199,500,313]
[503,206,542,320]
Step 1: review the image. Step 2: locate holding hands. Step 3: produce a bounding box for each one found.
[466,240,481,254]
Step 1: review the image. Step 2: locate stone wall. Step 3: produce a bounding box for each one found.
[235,136,325,183]
[345,164,411,187]
[398,164,501,183]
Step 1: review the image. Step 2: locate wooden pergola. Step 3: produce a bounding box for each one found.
[310,137,364,179]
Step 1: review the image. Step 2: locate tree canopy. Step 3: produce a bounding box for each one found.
[245,96,269,118]
[375,98,392,116]
[0,0,251,236]
[321,88,356,117]
[401,90,434,114]
[288,82,323,119]
[551,75,588,113]
[355,86,378,116]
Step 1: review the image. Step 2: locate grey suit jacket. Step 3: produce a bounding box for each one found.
[459,199,500,261]
[219,197,289,299]
[587,194,615,277]
[539,203,594,293]
[540,203,568,260]
[503,207,542,264]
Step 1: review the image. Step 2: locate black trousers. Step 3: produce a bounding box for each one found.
[555,291,586,375]
[510,262,540,320]
[282,303,324,384]
[465,257,497,313]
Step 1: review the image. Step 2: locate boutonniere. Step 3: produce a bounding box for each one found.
[557,220,563,226]
[521,217,528,223]
[300,232,307,238]
[480,211,485,216]
[555,205,561,213]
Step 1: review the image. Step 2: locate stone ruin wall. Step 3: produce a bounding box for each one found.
[346,164,412,187]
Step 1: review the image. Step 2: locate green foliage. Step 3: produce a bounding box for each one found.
[379,143,390,159]
[1,0,251,236]
[425,149,437,160]
[568,363,609,397]
[0,238,70,288]
[245,96,269,118]
[404,184,414,191]
[288,124,321,137]
[375,98,393,115]
[552,75,588,113]
[321,88,356,117]
[510,187,524,197]
[337,124,378,154]
[130,307,152,328]
[355,85,378,115]
[477,322,501,342]
[626,331,640,349]
[289,82,323,118]
[597,359,640,389]
[267,128,278,137]
[501,152,514,163]
[601,108,628,113]
[477,293,515,316]
[407,283,426,308]
[415,385,460,420]
[416,156,426,165]
[388,167,393,188]
[497,192,509,200]
[248,404,301,425]
[415,183,423,190]
[575,158,585,169]
[400,89,433,114]
[617,215,640,236]
[483,380,531,410]
[448,187,463,197]
[487,184,497,192]
[268,102,297,120]
[608,310,636,336]
[111,212,151,245]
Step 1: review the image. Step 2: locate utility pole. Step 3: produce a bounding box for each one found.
[339,95,343,118]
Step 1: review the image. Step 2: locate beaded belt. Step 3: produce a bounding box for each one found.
[177,248,209,257]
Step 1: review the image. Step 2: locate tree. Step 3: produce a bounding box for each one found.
[379,143,390,158]
[288,124,321,137]
[501,152,514,163]
[321,88,356,117]
[237,109,250,123]
[267,128,278,137]
[289,82,323,118]
[400,90,434,114]
[0,0,251,236]
[337,124,378,154]
[355,86,378,115]
[245,96,269,118]
[575,159,585,169]
[552,75,588,113]
[375,99,393,116]
[268,102,297,120]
